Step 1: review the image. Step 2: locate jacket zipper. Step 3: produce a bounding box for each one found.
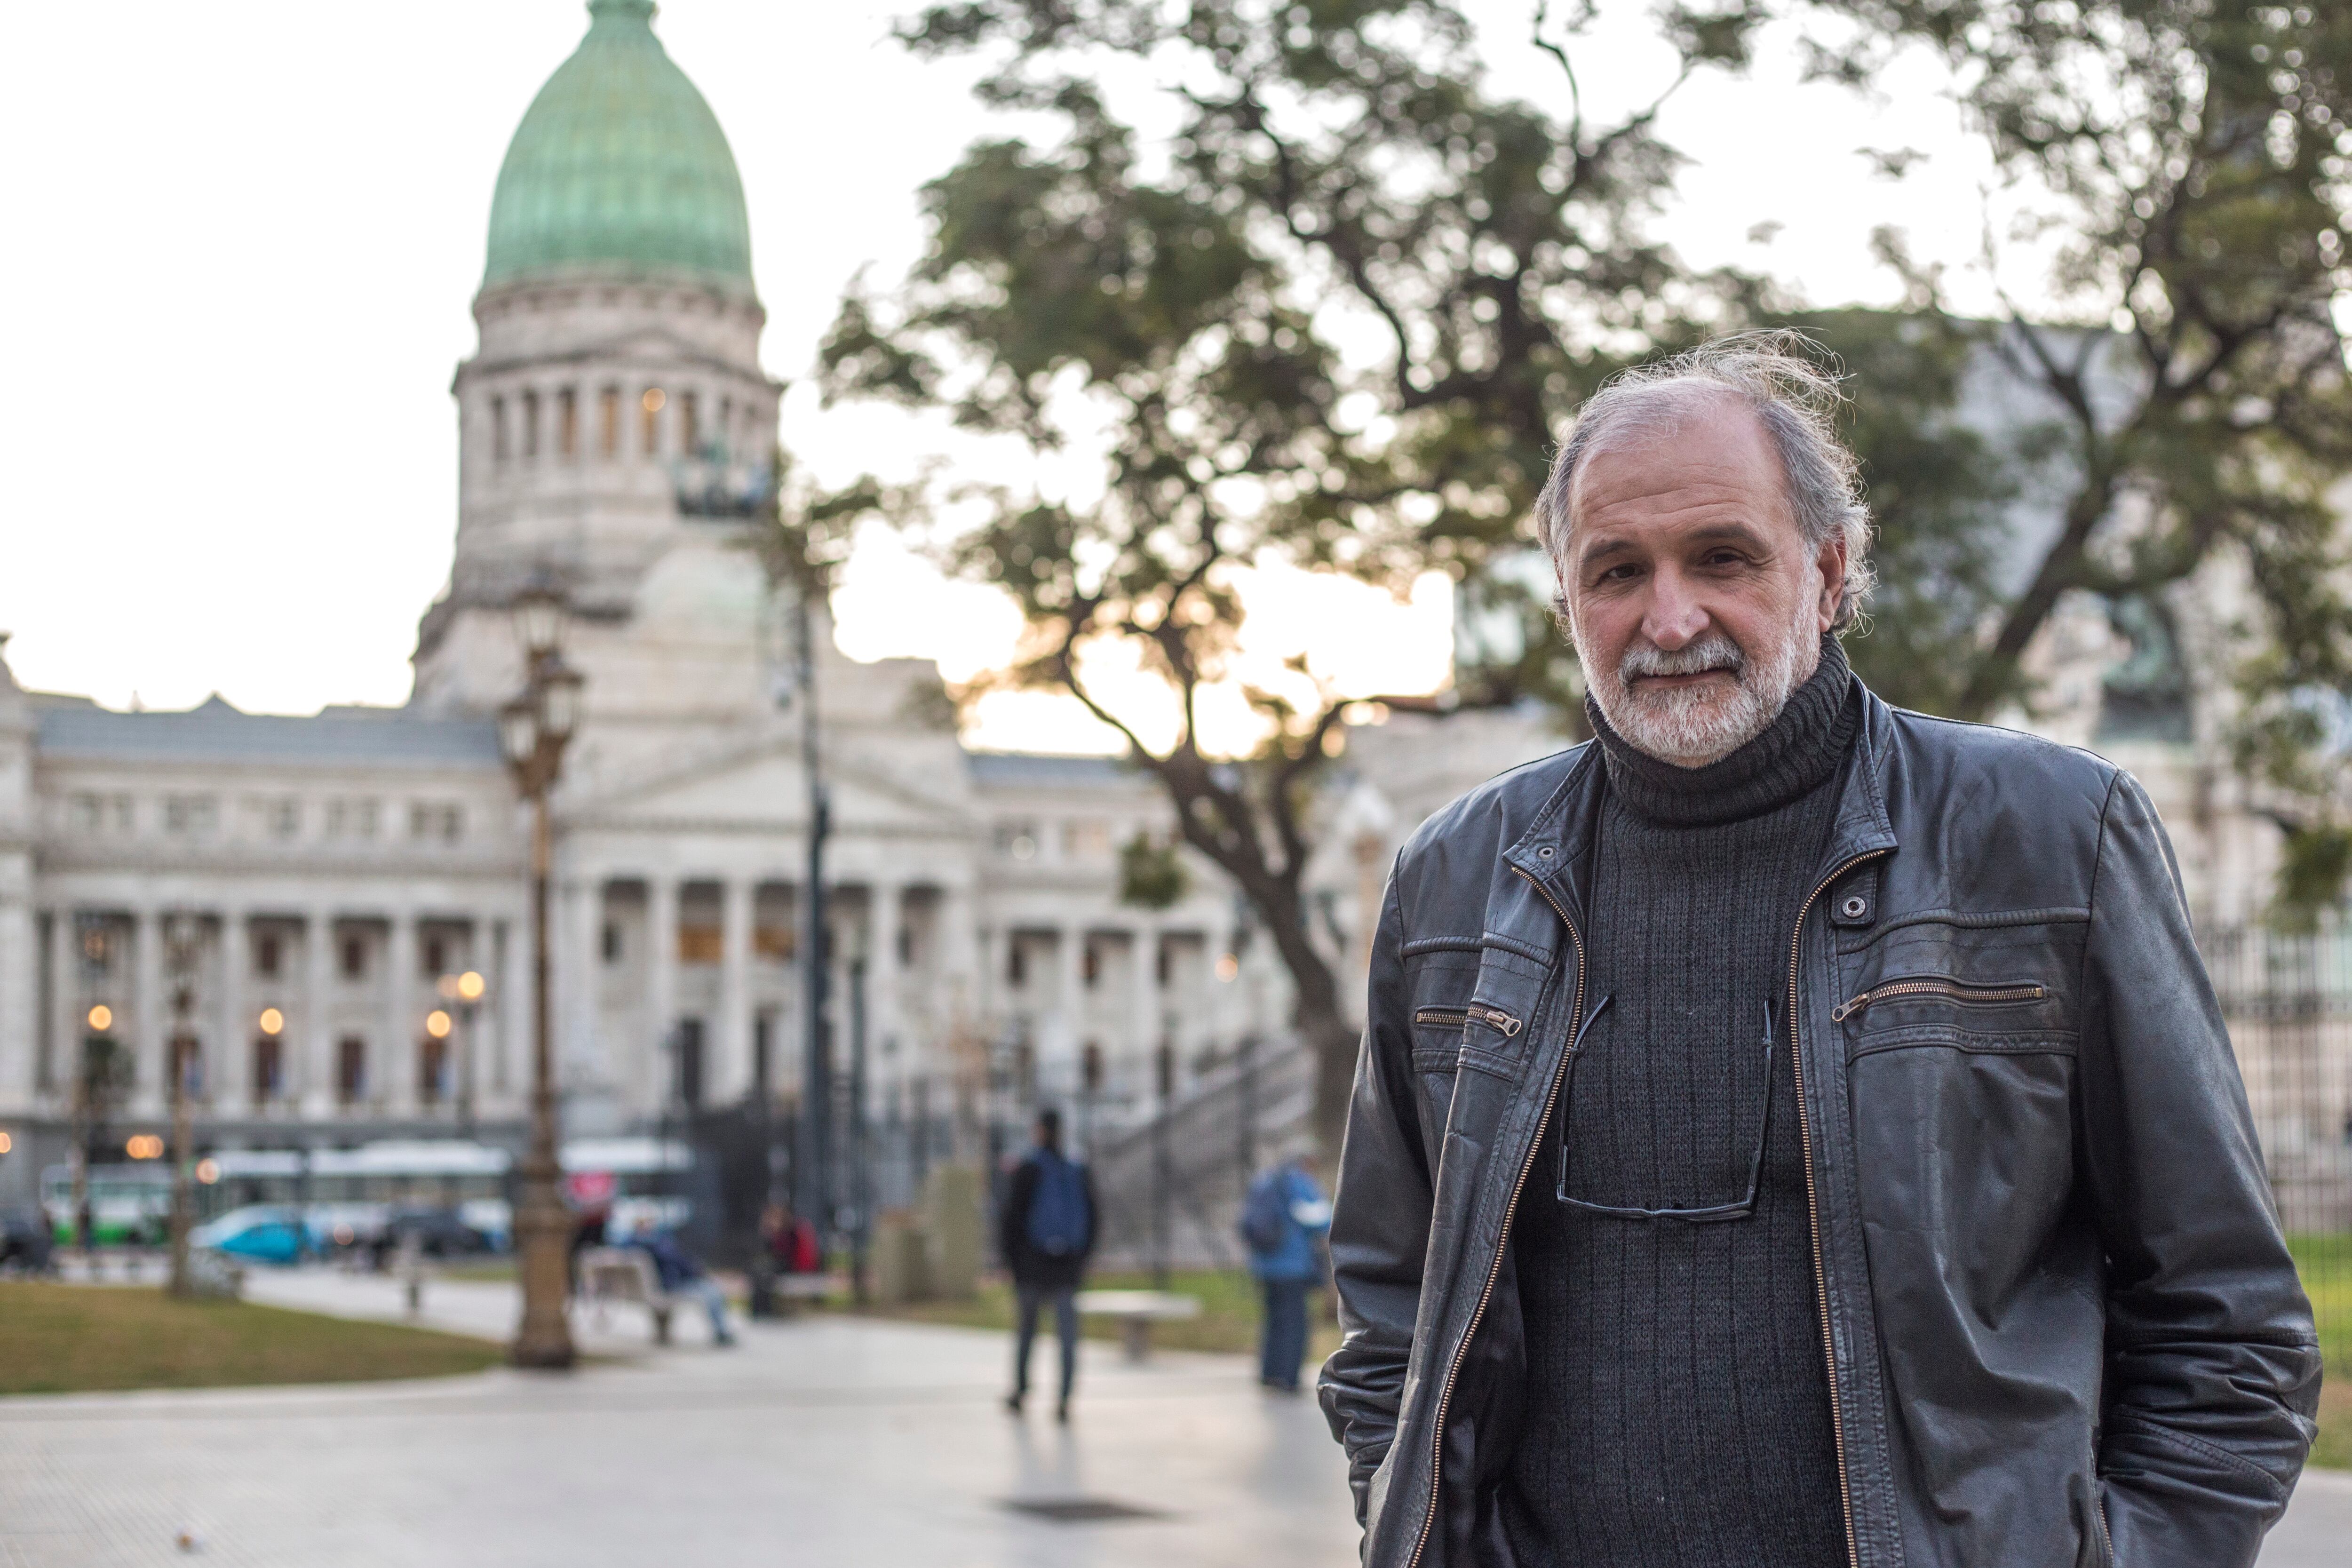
[1412,1004,1524,1038]
[1828,978,2045,1024]
[1791,849,1893,1568]
[1403,865,1582,1568]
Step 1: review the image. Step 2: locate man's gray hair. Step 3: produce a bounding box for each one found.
[1534,331,1876,631]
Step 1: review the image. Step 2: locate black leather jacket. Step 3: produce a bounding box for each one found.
[1320,683,2320,1568]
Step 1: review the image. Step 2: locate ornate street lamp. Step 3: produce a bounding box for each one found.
[164,912,202,1297]
[503,589,583,1369]
[439,969,488,1139]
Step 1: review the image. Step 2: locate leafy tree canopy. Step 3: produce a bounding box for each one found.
[1805,0,2352,908]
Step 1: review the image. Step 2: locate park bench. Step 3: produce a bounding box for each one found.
[577,1246,685,1344]
[1073,1289,1201,1361]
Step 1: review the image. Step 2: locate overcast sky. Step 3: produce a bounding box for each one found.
[0,0,2014,752]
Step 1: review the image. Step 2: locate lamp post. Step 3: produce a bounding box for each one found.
[500,585,585,1370]
[437,969,487,1140]
[794,578,832,1255]
[164,912,202,1295]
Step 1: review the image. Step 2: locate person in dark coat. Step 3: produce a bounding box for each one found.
[999,1107,1096,1421]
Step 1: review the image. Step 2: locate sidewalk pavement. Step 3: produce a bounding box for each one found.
[3,1268,1358,1568]
[0,1266,2342,1566]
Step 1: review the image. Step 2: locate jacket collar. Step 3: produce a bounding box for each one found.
[1501,670,1900,923]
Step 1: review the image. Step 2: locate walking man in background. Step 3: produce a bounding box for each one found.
[1321,334,2317,1567]
[1000,1107,1095,1422]
[1241,1144,1332,1393]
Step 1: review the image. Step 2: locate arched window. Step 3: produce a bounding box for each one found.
[521,390,540,459]
[492,397,509,462]
[717,396,732,451]
[679,391,699,457]
[598,387,620,458]
[557,388,578,458]
[640,387,665,456]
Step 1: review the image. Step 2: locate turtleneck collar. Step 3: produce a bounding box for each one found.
[1586,634,1859,827]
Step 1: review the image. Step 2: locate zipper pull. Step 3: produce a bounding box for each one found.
[1830,994,1867,1024]
[1470,1006,1522,1038]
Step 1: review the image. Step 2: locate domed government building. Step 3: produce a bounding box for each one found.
[0,0,1535,1231]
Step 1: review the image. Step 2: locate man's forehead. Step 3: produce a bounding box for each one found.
[1566,395,1791,542]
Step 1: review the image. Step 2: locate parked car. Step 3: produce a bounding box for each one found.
[191,1205,311,1266]
[303,1202,391,1258]
[371,1205,493,1266]
[0,1205,56,1274]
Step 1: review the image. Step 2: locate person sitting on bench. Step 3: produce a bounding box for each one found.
[627,1223,735,1347]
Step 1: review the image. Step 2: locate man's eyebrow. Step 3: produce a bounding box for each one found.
[1573,519,1776,566]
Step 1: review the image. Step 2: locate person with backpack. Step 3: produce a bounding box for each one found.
[999,1106,1096,1421]
[1240,1145,1333,1393]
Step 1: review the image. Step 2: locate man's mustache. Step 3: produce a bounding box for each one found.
[1619,633,1745,685]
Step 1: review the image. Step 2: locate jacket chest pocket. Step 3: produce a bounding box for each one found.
[1833,916,2085,1059]
[1403,942,1556,1151]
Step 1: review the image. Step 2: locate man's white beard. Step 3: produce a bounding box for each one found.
[1579,605,1818,767]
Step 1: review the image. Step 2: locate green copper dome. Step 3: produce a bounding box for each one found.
[481,0,753,294]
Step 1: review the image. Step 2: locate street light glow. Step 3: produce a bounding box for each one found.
[457,970,486,1002]
[126,1134,164,1160]
[195,1158,219,1184]
[258,1007,284,1035]
[426,1009,453,1039]
[641,387,665,413]
[0,1131,12,1154]
[86,1003,113,1031]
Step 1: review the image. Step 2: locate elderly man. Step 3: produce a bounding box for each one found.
[1320,335,2318,1568]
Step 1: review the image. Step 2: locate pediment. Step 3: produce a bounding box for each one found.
[572,727,978,838]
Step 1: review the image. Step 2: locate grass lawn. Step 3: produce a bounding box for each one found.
[2289,1236,2350,1469]
[0,1282,504,1396]
[843,1267,1343,1364]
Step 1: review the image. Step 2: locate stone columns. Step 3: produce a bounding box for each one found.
[46,908,75,1100]
[646,878,679,1110]
[0,889,29,1113]
[717,876,753,1102]
[1055,923,1084,1072]
[867,883,901,1067]
[386,913,416,1115]
[1131,924,1162,1077]
[132,906,162,1117]
[564,878,601,1084]
[963,903,993,1039]
[303,910,334,1114]
[217,913,248,1114]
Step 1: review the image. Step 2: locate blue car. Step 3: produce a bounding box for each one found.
[190,1205,311,1266]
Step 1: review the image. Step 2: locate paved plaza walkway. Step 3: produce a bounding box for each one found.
[0,1268,2342,1566]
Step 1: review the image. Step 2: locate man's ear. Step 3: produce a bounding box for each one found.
[1813,533,1848,632]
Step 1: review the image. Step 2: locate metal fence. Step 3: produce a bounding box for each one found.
[2202,916,2352,1372]
[1081,1036,1316,1274]
[933,917,2351,1361]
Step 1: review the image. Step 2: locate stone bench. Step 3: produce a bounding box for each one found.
[1074,1289,1201,1361]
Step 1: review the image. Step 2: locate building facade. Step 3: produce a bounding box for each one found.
[0,1,1412,1207]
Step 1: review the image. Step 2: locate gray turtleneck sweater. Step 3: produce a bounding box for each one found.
[1499,637,1859,1568]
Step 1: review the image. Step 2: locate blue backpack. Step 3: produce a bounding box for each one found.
[1025,1152,1089,1258]
[1240,1171,1290,1255]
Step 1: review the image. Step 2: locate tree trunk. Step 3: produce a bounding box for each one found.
[1255,892,1359,1163]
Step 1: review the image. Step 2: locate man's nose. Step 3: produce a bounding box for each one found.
[1640,571,1710,650]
